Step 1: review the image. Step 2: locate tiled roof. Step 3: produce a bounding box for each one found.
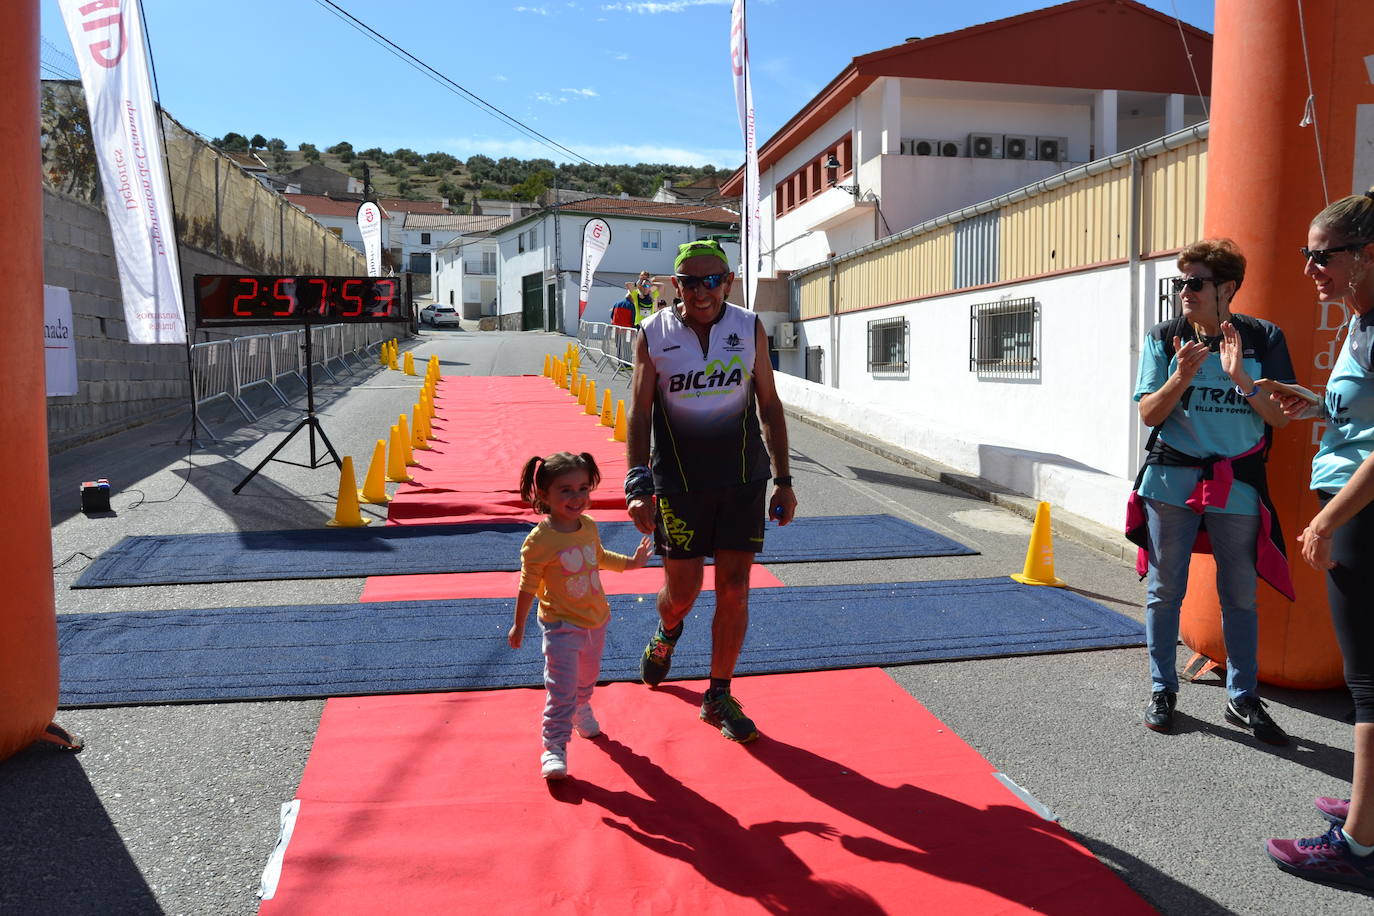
[555,196,737,224]
[404,213,511,231]
[377,197,451,215]
[285,193,390,219]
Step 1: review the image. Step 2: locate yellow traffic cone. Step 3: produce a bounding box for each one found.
[611,399,627,442]
[389,343,400,371]
[379,343,387,367]
[420,406,434,440]
[398,413,418,466]
[584,379,598,415]
[326,456,371,527]
[358,439,391,504]
[411,406,432,450]
[1010,501,1066,587]
[543,354,552,378]
[600,389,613,426]
[385,425,413,482]
[572,372,583,399]
[403,351,417,376]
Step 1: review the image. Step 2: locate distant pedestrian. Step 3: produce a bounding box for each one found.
[1126,237,1296,743]
[508,451,651,779]
[1266,188,1374,890]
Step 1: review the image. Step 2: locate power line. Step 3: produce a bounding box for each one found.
[309,0,597,167]
[41,35,80,68]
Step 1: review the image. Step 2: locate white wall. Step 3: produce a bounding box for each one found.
[877,154,1070,234]
[776,255,1187,528]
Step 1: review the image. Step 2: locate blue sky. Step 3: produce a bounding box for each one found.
[40,0,1215,168]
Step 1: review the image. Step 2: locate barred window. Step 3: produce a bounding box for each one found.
[970,297,1038,376]
[1158,276,1182,324]
[867,316,908,375]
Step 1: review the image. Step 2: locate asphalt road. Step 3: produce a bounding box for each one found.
[1,325,1366,915]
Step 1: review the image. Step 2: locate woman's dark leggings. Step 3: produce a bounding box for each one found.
[1324,492,1374,723]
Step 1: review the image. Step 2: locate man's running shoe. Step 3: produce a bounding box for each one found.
[1225,694,1289,746]
[573,704,601,739]
[1267,824,1374,890]
[1316,797,1351,825]
[700,692,759,743]
[640,625,681,686]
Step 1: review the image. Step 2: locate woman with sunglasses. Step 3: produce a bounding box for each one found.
[1127,238,1296,743]
[1266,189,1374,890]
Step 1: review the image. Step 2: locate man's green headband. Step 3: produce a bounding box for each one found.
[674,240,729,272]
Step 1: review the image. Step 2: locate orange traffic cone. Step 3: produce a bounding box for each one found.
[385,425,413,483]
[543,354,552,378]
[1010,501,1066,587]
[600,389,613,426]
[358,439,391,504]
[611,399,627,443]
[403,351,417,376]
[411,406,432,450]
[398,414,418,466]
[326,456,371,527]
[584,379,599,415]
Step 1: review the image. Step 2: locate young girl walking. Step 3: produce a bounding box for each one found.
[508,451,651,779]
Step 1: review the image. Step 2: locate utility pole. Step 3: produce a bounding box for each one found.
[551,167,562,333]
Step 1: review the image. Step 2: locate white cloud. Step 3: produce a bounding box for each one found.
[492,74,509,81]
[514,4,550,13]
[560,87,598,97]
[534,92,565,104]
[612,52,629,60]
[442,135,743,167]
[601,0,729,12]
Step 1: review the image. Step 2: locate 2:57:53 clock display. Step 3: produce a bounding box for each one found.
[193,275,406,325]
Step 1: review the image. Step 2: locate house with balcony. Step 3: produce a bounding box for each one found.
[721,0,1210,282]
[430,214,516,319]
[491,197,739,332]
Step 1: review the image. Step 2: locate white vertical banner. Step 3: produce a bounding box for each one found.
[357,202,383,277]
[44,286,79,397]
[59,0,186,345]
[730,0,760,310]
[578,218,611,318]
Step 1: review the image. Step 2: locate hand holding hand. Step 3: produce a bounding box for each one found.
[1271,391,1324,420]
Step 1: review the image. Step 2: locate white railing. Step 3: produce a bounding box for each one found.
[578,320,636,373]
[190,323,390,432]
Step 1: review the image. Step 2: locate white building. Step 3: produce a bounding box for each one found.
[431,215,515,318]
[492,197,739,333]
[722,0,1210,280]
[284,193,393,264]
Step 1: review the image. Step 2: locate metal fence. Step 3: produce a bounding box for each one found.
[578,320,637,373]
[190,323,391,431]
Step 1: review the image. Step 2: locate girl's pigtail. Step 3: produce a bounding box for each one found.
[578,452,601,490]
[519,456,544,511]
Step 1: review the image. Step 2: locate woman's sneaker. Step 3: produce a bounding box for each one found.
[573,704,601,739]
[1267,825,1374,890]
[540,748,567,780]
[1316,797,1351,825]
[1225,694,1289,746]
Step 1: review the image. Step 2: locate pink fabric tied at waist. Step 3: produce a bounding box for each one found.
[1183,438,1264,513]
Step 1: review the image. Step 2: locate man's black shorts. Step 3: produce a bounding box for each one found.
[654,481,767,559]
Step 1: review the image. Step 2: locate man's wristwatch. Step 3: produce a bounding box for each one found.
[772,476,793,487]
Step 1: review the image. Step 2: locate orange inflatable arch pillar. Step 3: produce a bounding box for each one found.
[0,0,62,761]
[1182,0,1374,689]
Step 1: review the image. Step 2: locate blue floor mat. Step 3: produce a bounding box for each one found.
[57,578,1143,706]
[71,515,976,588]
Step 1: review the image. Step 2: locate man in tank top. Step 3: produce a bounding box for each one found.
[624,239,796,743]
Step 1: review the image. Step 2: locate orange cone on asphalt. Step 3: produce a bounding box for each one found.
[1010,501,1066,587]
[326,456,371,527]
[411,407,432,450]
[358,439,391,504]
[385,425,413,482]
[403,351,417,376]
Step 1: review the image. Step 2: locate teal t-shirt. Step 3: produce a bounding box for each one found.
[1134,316,1295,515]
[1311,312,1374,493]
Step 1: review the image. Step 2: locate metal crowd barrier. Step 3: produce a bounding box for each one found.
[578,320,636,374]
[190,323,390,433]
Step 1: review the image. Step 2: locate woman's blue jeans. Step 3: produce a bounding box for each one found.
[1143,497,1260,700]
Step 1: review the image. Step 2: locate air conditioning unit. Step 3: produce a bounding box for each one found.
[1003,134,1034,160]
[937,139,962,157]
[1035,136,1069,163]
[773,321,799,350]
[967,133,1002,159]
[907,138,941,156]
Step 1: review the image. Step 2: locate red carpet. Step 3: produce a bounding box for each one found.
[389,375,629,525]
[358,564,786,602]
[259,669,1153,915]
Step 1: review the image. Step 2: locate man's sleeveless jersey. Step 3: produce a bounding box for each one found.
[640,303,771,492]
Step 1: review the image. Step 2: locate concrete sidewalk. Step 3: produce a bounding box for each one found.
[1,329,1363,915]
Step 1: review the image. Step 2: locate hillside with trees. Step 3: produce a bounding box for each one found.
[210,132,726,209]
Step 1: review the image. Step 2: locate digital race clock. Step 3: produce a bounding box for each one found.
[193,275,406,325]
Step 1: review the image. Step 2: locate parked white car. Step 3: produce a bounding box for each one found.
[420,304,462,328]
